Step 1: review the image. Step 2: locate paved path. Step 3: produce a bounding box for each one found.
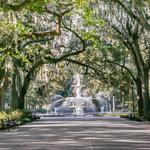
[0,117,150,150]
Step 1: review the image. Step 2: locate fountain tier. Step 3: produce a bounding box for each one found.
[47,74,96,116]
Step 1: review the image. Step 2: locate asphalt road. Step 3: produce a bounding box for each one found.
[0,117,150,150]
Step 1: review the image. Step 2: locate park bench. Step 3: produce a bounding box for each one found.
[29,112,40,120]
[0,119,18,131]
[31,114,40,120]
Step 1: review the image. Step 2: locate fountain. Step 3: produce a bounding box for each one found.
[47,74,96,116]
[94,91,114,113]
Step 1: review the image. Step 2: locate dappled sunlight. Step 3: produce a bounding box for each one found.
[0,148,12,150]
[112,139,150,144]
[1,118,150,149]
[137,148,150,150]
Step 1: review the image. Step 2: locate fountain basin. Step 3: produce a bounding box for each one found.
[47,97,96,116]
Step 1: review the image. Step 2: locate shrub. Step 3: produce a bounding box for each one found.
[119,114,129,118]
[0,111,9,129]
[10,110,23,121]
[0,110,34,129]
[0,111,9,121]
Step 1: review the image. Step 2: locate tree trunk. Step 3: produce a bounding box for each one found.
[18,72,31,109]
[0,88,5,110]
[11,73,19,110]
[18,61,43,109]
[18,90,25,109]
[0,77,10,110]
[135,77,143,117]
[143,68,150,119]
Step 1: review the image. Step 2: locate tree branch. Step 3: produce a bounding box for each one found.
[47,49,86,63]
[105,60,136,82]
[20,37,54,49]
[64,58,109,83]
[24,7,72,38]
[111,0,150,30]
[4,0,31,11]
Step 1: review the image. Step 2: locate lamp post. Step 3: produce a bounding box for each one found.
[112,96,115,113]
[121,91,125,111]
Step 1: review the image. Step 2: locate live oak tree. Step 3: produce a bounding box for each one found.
[0,0,90,109]
[110,0,150,31]
[96,0,150,118]
[67,0,149,117]
[1,0,149,117]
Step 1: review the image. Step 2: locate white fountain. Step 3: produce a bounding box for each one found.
[69,74,85,115]
[47,74,96,116]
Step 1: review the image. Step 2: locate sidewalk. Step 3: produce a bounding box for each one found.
[0,117,150,150]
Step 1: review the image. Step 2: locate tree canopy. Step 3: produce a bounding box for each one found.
[0,0,150,119]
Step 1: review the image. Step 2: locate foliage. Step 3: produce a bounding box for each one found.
[0,0,149,118]
[10,110,23,120]
[0,110,35,129]
[0,111,8,121]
